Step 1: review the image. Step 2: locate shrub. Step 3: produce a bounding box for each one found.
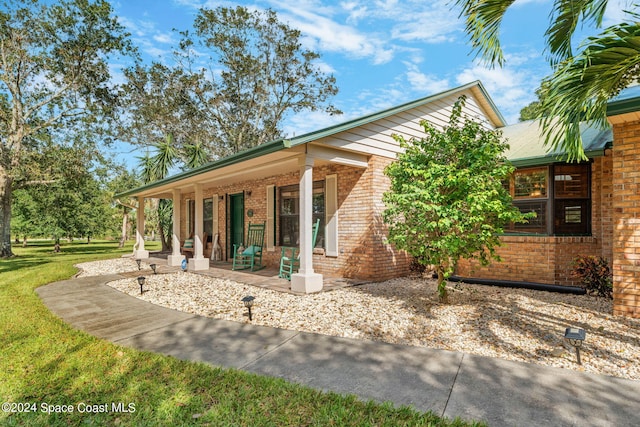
[571,255,613,298]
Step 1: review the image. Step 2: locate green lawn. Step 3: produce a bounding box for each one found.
[0,240,484,426]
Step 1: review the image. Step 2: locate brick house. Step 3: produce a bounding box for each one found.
[456,119,613,288]
[117,81,640,317]
[118,81,505,293]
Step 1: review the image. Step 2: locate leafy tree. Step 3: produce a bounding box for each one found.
[117,63,213,161]
[455,0,640,160]
[0,0,134,257]
[107,167,140,248]
[11,145,120,243]
[519,83,550,122]
[178,5,341,155]
[383,97,529,302]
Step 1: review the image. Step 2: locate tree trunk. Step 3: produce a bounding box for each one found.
[0,172,14,258]
[159,225,171,252]
[436,266,448,303]
[119,207,128,248]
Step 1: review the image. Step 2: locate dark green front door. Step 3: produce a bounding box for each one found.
[229,193,244,258]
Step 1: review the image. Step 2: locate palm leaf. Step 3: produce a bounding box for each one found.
[454,0,516,67]
[151,134,178,180]
[183,139,210,169]
[545,0,610,64]
[540,21,640,160]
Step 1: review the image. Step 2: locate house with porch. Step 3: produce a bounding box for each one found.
[116,80,640,318]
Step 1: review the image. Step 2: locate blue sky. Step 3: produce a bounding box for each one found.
[110,0,630,152]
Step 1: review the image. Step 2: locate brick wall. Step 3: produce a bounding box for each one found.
[611,121,640,318]
[456,153,613,287]
[176,156,410,281]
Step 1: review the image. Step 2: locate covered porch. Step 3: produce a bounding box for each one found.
[122,140,369,293]
[133,253,369,295]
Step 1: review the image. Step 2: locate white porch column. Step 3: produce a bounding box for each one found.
[291,156,323,293]
[133,196,149,259]
[167,189,185,267]
[188,183,209,271]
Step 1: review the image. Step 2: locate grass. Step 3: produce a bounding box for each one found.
[0,240,485,426]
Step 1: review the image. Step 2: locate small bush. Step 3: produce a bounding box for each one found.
[571,255,613,298]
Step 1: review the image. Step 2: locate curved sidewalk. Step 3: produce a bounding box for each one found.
[37,275,640,427]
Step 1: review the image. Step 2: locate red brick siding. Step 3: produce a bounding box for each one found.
[177,157,411,281]
[612,121,640,318]
[456,153,614,287]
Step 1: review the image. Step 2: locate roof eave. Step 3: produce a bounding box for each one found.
[509,146,610,168]
[287,81,505,146]
[607,93,640,117]
[114,139,290,199]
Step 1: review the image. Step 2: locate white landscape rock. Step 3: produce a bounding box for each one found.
[76,259,640,381]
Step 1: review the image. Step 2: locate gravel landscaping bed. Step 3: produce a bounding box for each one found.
[76,258,640,381]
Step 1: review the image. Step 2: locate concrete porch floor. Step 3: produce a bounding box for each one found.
[138,252,370,295]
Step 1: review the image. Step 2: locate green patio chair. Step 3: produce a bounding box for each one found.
[232,222,266,271]
[279,218,320,280]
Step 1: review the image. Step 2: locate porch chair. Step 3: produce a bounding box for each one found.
[181,232,208,258]
[232,222,266,271]
[278,218,320,281]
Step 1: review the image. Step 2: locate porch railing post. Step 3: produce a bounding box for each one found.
[167,189,185,267]
[133,196,149,259]
[188,183,209,271]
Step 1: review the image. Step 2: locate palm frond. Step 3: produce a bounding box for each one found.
[541,21,640,160]
[151,133,178,180]
[183,139,210,170]
[546,0,610,65]
[454,0,516,67]
[136,153,155,184]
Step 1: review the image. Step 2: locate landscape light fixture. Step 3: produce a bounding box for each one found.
[137,276,146,294]
[564,327,586,365]
[136,259,141,270]
[242,295,255,321]
[150,263,157,274]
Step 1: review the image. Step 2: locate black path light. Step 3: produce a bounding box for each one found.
[150,263,157,274]
[564,327,586,365]
[135,259,142,270]
[137,276,146,294]
[242,295,255,321]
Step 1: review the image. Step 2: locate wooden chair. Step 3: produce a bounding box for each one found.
[232,222,266,271]
[181,232,208,258]
[181,235,194,256]
[279,218,320,280]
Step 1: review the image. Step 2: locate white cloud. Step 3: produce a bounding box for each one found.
[282,109,345,138]
[340,1,368,24]
[272,2,395,64]
[314,60,337,74]
[456,62,541,124]
[153,32,175,44]
[604,0,637,25]
[404,62,450,94]
[389,8,460,44]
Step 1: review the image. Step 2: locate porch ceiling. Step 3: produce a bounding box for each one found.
[136,148,304,199]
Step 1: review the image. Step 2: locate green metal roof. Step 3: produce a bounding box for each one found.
[607,85,640,117]
[115,139,290,199]
[501,120,613,167]
[115,81,502,199]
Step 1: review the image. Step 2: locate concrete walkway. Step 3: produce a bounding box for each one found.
[37,275,640,427]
